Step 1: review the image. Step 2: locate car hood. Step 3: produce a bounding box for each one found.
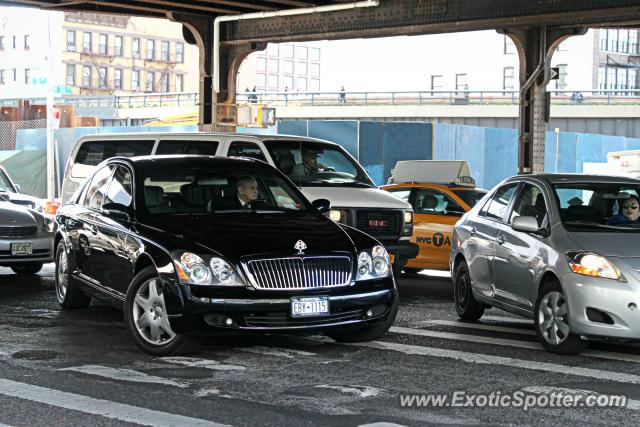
[139,211,356,262]
[0,191,40,210]
[0,201,39,226]
[567,232,640,258]
[300,186,411,210]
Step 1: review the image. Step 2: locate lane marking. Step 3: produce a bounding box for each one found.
[417,269,451,278]
[523,386,640,410]
[161,357,246,371]
[0,378,228,427]
[237,346,316,359]
[421,319,536,336]
[352,340,640,385]
[389,326,640,363]
[60,365,188,388]
[481,315,533,325]
[358,423,409,427]
[314,385,383,398]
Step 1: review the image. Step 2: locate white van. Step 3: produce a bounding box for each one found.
[61,132,418,270]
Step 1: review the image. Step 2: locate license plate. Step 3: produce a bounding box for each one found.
[291,296,330,318]
[11,242,32,256]
[389,254,395,264]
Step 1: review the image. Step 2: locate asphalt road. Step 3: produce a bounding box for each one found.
[1,265,639,426]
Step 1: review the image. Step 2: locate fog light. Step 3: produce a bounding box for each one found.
[629,303,637,311]
[225,317,234,326]
[365,309,373,318]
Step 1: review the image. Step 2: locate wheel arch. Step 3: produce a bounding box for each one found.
[538,270,562,294]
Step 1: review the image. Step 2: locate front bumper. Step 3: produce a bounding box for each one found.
[164,278,397,335]
[0,232,54,266]
[384,240,419,267]
[562,272,640,340]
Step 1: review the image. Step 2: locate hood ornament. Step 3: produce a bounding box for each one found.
[294,240,307,254]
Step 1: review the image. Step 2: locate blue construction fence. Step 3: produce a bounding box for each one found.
[9,119,640,198]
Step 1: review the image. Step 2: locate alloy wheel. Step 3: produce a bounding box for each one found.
[537,291,570,345]
[132,278,176,346]
[56,248,68,302]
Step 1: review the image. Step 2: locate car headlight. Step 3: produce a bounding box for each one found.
[404,211,413,224]
[402,210,414,236]
[42,217,55,233]
[567,252,624,281]
[356,245,391,280]
[173,251,244,286]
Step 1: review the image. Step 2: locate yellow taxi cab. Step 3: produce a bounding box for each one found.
[382,160,487,273]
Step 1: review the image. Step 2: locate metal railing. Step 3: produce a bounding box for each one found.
[1,89,639,110]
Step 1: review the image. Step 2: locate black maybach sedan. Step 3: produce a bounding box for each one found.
[54,155,398,355]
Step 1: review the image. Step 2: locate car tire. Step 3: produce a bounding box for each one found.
[535,281,588,355]
[454,260,485,321]
[11,263,43,275]
[55,241,90,309]
[326,296,399,343]
[124,266,203,356]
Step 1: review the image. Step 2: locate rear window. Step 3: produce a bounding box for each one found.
[453,189,487,208]
[72,139,154,178]
[156,140,218,156]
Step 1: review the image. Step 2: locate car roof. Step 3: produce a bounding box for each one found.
[107,154,270,169]
[513,173,640,185]
[383,183,483,191]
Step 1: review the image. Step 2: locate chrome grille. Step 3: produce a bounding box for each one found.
[244,256,352,290]
[0,226,37,237]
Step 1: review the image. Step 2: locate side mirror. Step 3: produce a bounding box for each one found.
[14,184,20,193]
[102,202,131,221]
[312,198,331,213]
[511,215,542,234]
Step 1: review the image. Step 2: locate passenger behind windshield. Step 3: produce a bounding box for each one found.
[263,140,375,187]
[607,195,640,225]
[142,165,308,215]
[554,183,640,230]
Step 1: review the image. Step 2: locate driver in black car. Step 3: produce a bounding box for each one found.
[290,148,333,176]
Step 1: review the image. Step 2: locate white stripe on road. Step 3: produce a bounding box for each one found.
[0,378,228,427]
[522,386,640,410]
[60,365,188,388]
[237,346,316,359]
[161,357,246,371]
[481,315,533,325]
[389,326,640,363]
[352,340,640,385]
[421,319,536,336]
[314,384,383,398]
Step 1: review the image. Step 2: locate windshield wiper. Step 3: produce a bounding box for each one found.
[563,220,640,230]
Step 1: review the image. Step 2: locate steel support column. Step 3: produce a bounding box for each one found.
[500,26,586,174]
[170,13,264,131]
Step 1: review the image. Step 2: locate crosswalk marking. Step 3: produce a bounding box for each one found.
[0,378,228,427]
[60,365,188,388]
[352,340,640,385]
[421,319,536,335]
[390,326,640,363]
[523,386,640,410]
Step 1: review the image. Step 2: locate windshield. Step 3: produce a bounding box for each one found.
[0,169,14,192]
[262,140,374,187]
[554,183,640,232]
[143,165,310,215]
[453,189,487,207]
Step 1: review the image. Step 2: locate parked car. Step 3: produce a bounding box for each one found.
[59,133,418,274]
[451,173,640,354]
[0,200,54,275]
[0,166,43,212]
[383,160,486,272]
[54,155,398,355]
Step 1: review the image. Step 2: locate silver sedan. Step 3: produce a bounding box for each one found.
[450,173,640,354]
[0,201,54,275]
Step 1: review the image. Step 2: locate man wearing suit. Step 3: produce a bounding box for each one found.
[213,176,259,210]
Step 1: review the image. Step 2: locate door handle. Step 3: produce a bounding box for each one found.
[90,225,98,235]
[470,227,477,235]
[496,235,506,245]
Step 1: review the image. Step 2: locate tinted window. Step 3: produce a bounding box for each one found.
[156,140,219,156]
[72,140,154,177]
[105,166,133,207]
[228,141,267,162]
[415,189,464,216]
[453,189,488,208]
[510,183,548,227]
[484,183,518,221]
[83,166,113,210]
